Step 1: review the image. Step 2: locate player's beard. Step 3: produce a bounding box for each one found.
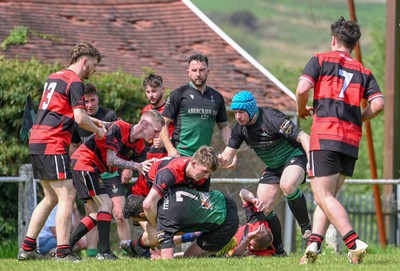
[83,68,91,80]
[191,76,207,88]
[150,95,163,106]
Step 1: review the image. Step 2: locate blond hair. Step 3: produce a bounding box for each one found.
[192,145,219,172]
[140,110,165,127]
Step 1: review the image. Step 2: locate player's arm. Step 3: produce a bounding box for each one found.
[231,235,251,257]
[106,149,142,172]
[143,188,162,227]
[120,169,133,184]
[160,247,174,259]
[218,147,238,168]
[89,116,107,128]
[362,96,384,122]
[239,189,264,211]
[296,131,310,162]
[159,116,179,156]
[69,142,79,157]
[295,78,313,119]
[217,121,231,146]
[231,224,267,257]
[73,108,105,139]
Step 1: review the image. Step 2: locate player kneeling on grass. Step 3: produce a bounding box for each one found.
[123,185,239,259]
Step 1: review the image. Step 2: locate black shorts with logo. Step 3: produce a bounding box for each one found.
[103,174,125,198]
[259,155,307,184]
[72,170,108,201]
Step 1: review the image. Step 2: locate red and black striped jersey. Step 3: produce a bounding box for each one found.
[130,174,152,197]
[300,51,383,158]
[29,69,86,155]
[147,156,210,197]
[230,202,275,256]
[71,120,146,173]
[142,103,174,159]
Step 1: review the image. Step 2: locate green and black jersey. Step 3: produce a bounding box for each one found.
[228,107,304,169]
[157,186,227,242]
[162,83,228,157]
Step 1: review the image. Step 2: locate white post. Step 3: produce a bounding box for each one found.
[18,164,36,247]
[283,202,294,254]
[325,224,341,252]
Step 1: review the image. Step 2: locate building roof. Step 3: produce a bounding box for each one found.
[0,0,296,112]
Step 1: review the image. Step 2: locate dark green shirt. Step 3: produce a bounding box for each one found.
[157,186,227,248]
[162,83,228,156]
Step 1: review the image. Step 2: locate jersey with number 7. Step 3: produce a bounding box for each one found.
[300,51,383,158]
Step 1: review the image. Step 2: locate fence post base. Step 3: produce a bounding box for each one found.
[17,164,36,248]
[325,224,341,252]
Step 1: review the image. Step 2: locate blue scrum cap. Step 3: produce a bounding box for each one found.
[231,91,258,120]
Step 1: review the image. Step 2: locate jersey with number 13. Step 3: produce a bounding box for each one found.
[300,51,383,158]
[29,69,86,155]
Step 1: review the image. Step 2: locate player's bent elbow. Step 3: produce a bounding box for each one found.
[142,199,152,212]
[371,98,384,114]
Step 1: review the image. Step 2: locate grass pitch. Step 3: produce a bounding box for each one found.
[2,247,399,271]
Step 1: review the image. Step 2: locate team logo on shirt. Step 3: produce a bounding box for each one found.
[190,94,195,100]
[98,177,104,187]
[210,96,215,103]
[188,108,217,116]
[261,129,268,136]
[279,119,294,136]
[163,192,170,210]
[112,184,118,194]
[126,149,135,159]
[199,192,213,209]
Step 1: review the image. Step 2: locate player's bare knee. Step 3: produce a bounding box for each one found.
[42,194,58,207]
[113,211,126,224]
[143,231,158,247]
[280,182,296,195]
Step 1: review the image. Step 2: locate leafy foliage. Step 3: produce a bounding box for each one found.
[0,57,60,176]
[88,69,147,123]
[0,26,28,50]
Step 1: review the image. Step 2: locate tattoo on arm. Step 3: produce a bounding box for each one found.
[106,149,137,170]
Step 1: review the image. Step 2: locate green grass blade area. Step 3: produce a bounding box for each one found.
[3,248,400,271]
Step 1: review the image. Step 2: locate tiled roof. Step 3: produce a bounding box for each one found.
[0,0,296,112]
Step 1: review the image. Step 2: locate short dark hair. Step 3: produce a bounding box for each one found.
[69,42,102,65]
[143,74,163,88]
[187,53,209,66]
[330,17,361,50]
[84,83,98,96]
[123,195,145,219]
